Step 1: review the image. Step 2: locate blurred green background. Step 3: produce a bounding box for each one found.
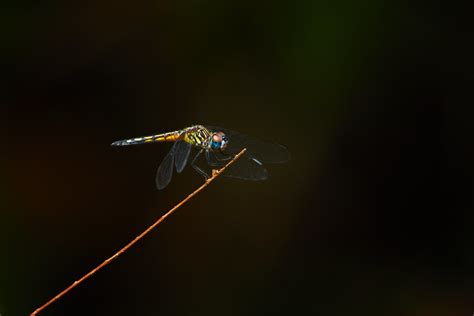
[3,0,473,315]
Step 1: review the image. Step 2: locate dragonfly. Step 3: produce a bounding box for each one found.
[111,125,290,189]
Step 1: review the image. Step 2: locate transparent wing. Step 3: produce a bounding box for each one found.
[206,126,290,163]
[174,140,192,173]
[205,151,268,180]
[156,143,176,190]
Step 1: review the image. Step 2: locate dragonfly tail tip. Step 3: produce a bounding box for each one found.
[111,140,126,146]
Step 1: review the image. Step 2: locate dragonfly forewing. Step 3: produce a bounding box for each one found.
[206,126,290,163]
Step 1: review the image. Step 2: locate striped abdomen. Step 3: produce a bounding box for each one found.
[111,130,182,146]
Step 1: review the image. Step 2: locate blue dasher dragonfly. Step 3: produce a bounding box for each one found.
[111,125,289,189]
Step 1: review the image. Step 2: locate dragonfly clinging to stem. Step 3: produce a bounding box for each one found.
[111,125,289,189]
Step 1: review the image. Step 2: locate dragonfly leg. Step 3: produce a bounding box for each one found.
[215,154,232,162]
[191,149,210,179]
[205,151,219,167]
[205,151,232,167]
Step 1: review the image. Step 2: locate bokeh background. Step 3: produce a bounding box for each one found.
[3,1,473,315]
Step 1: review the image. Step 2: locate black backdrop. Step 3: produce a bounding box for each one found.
[3,1,473,315]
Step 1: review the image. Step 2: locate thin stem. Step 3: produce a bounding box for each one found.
[31,148,247,315]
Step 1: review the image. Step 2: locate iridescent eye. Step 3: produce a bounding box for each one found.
[211,141,220,149]
[213,134,221,142]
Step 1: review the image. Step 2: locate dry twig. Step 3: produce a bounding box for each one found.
[31,148,247,315]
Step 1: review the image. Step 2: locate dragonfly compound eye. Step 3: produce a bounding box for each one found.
[211,132,228,150]
[220,134,228,149]
[212,134,222,142]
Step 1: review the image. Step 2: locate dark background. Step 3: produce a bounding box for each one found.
[3,1,473,315]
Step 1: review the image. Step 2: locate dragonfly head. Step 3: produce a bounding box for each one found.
[210,131,228,150]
